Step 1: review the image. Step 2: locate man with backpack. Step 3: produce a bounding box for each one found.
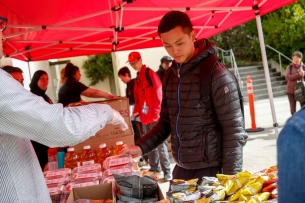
[121,11,248,181]
[127,51,172,181]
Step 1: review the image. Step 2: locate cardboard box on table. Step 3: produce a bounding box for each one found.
[70,97,134,154]
[66,182,165,203]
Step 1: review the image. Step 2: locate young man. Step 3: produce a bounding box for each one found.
[1,65,24,86]
[118,66,148,166]
[121,11,248,180]
[156,55,172,82]
[127,51,172,181]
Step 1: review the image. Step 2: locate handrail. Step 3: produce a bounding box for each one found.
[218,47,243,88]
[265,45,292,76]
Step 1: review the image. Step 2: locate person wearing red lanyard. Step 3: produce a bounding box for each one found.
[128,51,172,181]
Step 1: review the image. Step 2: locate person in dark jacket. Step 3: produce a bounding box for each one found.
[285,51,305,115]
[156,56,172,82]
[121,11,248,181]
[29,70,53,170]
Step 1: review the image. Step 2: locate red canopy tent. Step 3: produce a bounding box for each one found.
[0,0,297,132]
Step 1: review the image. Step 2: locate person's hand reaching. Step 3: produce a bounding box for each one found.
[120,145,143,158]
[108,109,128,131]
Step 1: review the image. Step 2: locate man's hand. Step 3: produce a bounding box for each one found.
[120,145,142,158]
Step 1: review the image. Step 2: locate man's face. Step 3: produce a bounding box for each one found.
[119,74,130,84]
[161,61,172,70]
[38,74,49,90]
[129,58,143,72]
[10,72,24,86]
[160,26,195,64]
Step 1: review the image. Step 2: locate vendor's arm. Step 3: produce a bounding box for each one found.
[212,62,248,175]
[82,87,114,99]
[0,69,126,148]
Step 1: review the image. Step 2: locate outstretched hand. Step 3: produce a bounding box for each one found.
[108,109,128,131]
[120,145,142,158]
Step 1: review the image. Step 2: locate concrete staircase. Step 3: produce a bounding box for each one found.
[232,65,287,102]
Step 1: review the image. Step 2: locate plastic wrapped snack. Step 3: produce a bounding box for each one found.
[73,199,113,203]
[240,175,264,196]
[72,163,101,174]
[113,173,157,199]
[47,184,64,203]
[103,155,132,169]
[102,165,133,179]
[172,191,201,203]
[224,171,252,195]
[101,176,116,184]
[262,182,277,193]
[170,179,198,192]
[139,170,160,181]
[246,192,270,203]
[117,194,158,203]
[45,176,70,186]
[63,179,100,194]
[44,168,71,178]
[71,171,102,182]
[203,185,226,202]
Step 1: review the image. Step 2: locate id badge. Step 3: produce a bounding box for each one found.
[142,105,149,115]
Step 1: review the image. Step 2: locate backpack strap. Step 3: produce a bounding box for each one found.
[290,64,292,75]
[145,67,153,88]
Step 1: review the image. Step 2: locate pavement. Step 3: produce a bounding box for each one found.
[156,95,300,196]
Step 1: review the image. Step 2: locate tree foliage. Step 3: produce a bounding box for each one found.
[82,54,113,86]
[209,0,305,65]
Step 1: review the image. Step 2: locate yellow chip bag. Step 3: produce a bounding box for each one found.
[246,192,270,203]
[225,171,252,195]
[240,176,264,196]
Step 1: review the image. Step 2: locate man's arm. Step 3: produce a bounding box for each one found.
[211,62,248,175]
[0,70,125,147]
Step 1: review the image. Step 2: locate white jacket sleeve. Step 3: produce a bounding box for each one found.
[0,69,113,147]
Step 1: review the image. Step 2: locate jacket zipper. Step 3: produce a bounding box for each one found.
[176,64,182,165]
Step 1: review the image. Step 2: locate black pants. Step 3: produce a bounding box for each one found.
[172,164,222,184]
[131,120,148,161]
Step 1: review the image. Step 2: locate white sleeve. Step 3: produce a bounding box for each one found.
[0,69,113,147]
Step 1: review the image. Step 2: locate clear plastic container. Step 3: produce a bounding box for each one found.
[103,154,132,169]
[80,145,97,166]
[71,171,102,182]
[72,163,102,174]
[97,143,111,166]
[45,176,70,186]
[43,168,71,178]
[112,141,125,155]
[64,147,80,169]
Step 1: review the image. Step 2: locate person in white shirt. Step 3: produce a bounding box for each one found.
[0,31,128,202]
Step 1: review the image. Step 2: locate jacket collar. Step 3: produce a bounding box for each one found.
[171,38,218,77]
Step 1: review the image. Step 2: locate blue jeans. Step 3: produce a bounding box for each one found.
[277,107,305,203]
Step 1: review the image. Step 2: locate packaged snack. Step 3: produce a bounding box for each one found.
[113,173,157,199]
[172,191,201,203]
[204,185,226,202]
[224,171,252,195]
[43,168,71,178]
[103,154,132,169]
[262,182,277,193]
[71,171,102,182]
[271,188,278,199]
[72,163,101,174]
[246,192,270,203]
[45,176,70,186]
[170,179,198,192]
[47,184,64,203]
[117,194,158,203]
[240,175,264,196]
[101,176,116,184]
[103,165,133,179]
[139,170,160,181]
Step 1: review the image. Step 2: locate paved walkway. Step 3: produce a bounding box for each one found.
[158,95,300,196]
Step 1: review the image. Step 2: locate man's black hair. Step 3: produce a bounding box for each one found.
[118,66,131,78]
[2,65,23,74]
[158,11,193,36]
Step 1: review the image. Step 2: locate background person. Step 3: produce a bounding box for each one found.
[156,56,172,82]
[121,11,247,182]
[285,51,305,115]
[1,65,24,86]
[58,62,114,107]
[0,68,128,202]
[127,51,172,181]
[29,70,53,170]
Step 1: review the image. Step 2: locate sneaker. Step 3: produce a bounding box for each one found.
[138,159,147,167]
[164,173,172,182]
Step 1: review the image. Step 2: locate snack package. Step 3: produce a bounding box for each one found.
[117,194,158,203]
[63,180,100,194]
[170,179,198,192]
[172,191,201,203]
[262,182,277,193]
[44,168,71,178]
[103,155,132,169]
[45,176,70,186]
[102,165,133,179]
[224,171,252,195]
[47,184,64,203]
[73,199,113,203]
[101,176,116,184]
[271,188,278,199]
[139,170,160,181]
[246,192,270,203]
[72,164,102,174]
[240,175,264,196]
[204,185,226,202]
[71,171,102,182]
[113,174,157,199]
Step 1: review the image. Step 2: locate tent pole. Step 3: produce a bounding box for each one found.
[27,61,32,81]
[255,13,279,135]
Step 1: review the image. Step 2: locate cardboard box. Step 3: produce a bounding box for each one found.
[66,182,165,203]
[71,97,134,153]
[66,182,116,203]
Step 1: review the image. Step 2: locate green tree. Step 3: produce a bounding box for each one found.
[82,54,116,94]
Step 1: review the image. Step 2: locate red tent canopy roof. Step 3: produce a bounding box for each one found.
[0,0,296,61]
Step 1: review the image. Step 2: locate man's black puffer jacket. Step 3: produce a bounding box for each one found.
[136,39,248,175]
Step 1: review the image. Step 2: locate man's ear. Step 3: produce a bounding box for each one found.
[191,30,196,42]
